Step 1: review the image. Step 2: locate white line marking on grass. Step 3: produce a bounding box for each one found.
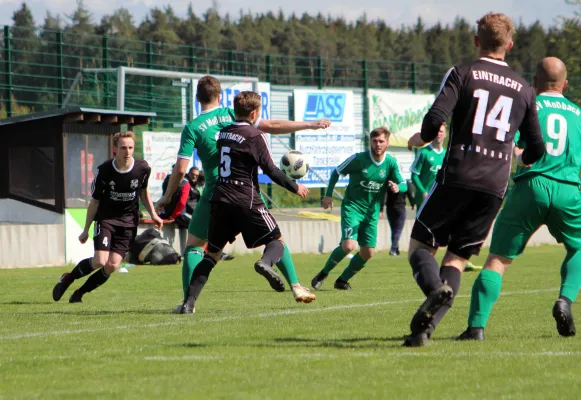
[0,288,559,341]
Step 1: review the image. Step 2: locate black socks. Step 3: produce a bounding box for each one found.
[70,258,94,280]
[261,240,284,267]
[410,249,442,296]
[77,268,110,294]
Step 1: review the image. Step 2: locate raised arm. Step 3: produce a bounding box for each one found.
[258,119,331,135]
[255,134,308,198]
[409,67,461,149]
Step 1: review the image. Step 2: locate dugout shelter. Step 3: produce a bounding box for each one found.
[0,107,155,267]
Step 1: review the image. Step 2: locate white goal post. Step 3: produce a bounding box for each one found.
[64,66,260,113]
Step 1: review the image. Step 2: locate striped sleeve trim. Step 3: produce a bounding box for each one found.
[336,154,356,175]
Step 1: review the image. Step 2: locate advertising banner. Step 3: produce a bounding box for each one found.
[368,90,435,147]
[293,90,356,188]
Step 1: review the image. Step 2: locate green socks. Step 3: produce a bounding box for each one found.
[467,269,503,328]
[276,243,299,285]
[182,246,204,301]
[560,250,581,302]
[322,246,348,274]
[338,253,367,282]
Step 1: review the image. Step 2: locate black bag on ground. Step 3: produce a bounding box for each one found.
[130,228,181,265]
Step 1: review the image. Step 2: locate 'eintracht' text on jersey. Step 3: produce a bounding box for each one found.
[91,158,151,227]
[420,57,545,198]
[212,122,297,208]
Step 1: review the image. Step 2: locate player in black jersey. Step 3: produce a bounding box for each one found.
[52,131,163,303]
[176,91,316,314]
[402,12,545,346]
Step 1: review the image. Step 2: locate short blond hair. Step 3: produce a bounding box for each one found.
[477,12,515,52]
[113,131,136,147]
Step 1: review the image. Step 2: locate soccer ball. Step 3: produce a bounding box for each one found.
[280,150,309,180]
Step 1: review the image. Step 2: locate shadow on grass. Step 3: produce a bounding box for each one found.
[34,309,174,316]
[270,336,407,349]
[1,301,53,305]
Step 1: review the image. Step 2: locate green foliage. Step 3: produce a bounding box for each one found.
[3,4,581,114]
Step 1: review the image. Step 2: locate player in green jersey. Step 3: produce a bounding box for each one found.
[157,76,330,311]
[311,127,407,290]
[410,123,446,209]
[458,57,581,340]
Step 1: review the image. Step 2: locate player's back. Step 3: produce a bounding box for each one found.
[212,122,270,208]
[439,58,537,197]
[179,107,235,190]
[515,93,581,185]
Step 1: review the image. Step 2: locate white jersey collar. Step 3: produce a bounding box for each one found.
[112,157,135,174]
[479,57,509,67]
[539,92,565,98]
[201,106,220,115]
[428,144,445,155]
[368,149,386,166]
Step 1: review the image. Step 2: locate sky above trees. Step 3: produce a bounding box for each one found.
[0,0,576,28]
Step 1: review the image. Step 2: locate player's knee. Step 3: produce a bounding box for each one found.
[103,262,120,275]
[92,254,107,269]
[359,247,374,260]
[206,251,221,263]
[341,241,357,253]
[187,234,207,249]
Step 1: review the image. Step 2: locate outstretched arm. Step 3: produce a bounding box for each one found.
[258,119,331,135]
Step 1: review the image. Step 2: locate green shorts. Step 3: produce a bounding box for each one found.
[188,192,212,240]
[490,175,581,258]
[340,208,377,248]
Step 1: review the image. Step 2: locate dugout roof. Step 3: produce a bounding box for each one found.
[0,107,156,214]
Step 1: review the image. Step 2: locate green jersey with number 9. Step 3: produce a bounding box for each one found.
[515,93,581,185]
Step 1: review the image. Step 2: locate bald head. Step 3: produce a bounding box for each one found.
[535,57,568,93]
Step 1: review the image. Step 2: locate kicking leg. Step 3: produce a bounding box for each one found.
[255,239,286,292]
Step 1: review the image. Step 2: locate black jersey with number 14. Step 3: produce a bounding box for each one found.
[421,57,544,198]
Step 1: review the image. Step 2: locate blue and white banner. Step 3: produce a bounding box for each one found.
[191,81,271,121]
[293,89,355,188]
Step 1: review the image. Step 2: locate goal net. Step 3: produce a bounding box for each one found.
[64,67,260,130]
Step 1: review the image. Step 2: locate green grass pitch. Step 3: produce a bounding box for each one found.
[1,246,580,399]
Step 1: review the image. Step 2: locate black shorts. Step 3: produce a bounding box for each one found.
[207,202,282,253]
[411,183,503,259]
[93,220,137,258]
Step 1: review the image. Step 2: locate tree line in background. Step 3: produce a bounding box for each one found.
[11,0,581,72]
[4,0,581,118]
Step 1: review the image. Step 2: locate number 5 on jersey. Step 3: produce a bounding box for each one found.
[220,147,232,177]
